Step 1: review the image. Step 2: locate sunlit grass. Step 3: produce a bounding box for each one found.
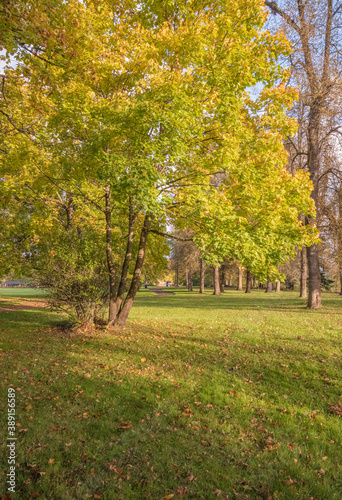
[0,289,341,499]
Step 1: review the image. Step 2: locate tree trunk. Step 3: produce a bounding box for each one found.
[213,266,220,295]
[245,269,252,293]
[199,258,205,294]
[265,281,273,293]
[228,275,232,287]
[188,263,193,291]
[175,261,179,287]
[307,242,322,308]
[108,200,136,324]
[340,272,342,295]
[307,106,322,309]
[275,280,281,292]
[115,215,152,326]
[220,263,225,293]
[105,185,117,324]
[300,246,307,298]
[237,267,243,291]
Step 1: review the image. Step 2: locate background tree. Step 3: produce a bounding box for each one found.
[266,0,342,308]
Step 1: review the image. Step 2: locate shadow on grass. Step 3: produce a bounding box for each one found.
[135,289,342,313]
[1,302,341,499]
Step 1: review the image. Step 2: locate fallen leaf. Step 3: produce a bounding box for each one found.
[176,487,186,496]
[109,465,123,474]
[31,491,42,498]
[164,495,174,500]
[141,358,146,362]
[48,459,55,464]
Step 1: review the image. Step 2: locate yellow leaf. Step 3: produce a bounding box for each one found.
[164,495,174,500]
[48,458,55,464]
[141,358,146,362]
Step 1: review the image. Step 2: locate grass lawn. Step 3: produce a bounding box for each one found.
[0,289,341,499]
[0,288,47,300]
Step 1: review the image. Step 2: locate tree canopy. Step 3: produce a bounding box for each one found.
[0,0,318,324]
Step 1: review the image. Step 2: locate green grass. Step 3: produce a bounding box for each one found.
[0,289,341,499]
[0,288,47,300]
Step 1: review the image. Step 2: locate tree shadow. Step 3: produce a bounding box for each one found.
[135,289,342,313]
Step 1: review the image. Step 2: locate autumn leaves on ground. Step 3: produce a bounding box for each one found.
[0,288,341,500]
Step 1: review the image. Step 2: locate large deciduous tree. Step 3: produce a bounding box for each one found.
[1,0,317,325]
[265,0,342,308]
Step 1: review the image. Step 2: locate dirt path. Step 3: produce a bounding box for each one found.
[0,297,48,312]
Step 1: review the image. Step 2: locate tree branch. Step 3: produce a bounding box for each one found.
[264,1,300,32]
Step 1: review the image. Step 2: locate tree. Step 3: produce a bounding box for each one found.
[265,0,342,308]
[1,0,318,326]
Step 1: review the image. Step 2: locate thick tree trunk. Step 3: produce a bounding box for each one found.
[245,268,252,293]
[237,267,243,291]
[115,215,152,326]
[213,266,220,295]
[220,263,225,293]
[199,258,205,294]
[275,280,281,292]
[300,247,307,298]
[105,185,117,324]
[265,281,273,293]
